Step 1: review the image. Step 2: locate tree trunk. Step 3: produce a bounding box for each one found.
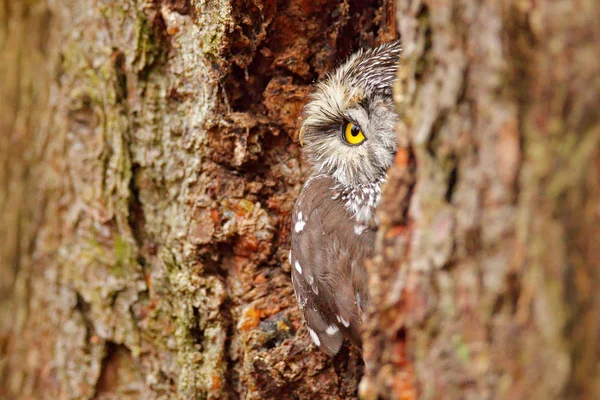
[1,1,598,400]
[0,0,392,398]
[361,1,600,400]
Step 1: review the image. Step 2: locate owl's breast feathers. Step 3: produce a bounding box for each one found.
[290,174,380,355]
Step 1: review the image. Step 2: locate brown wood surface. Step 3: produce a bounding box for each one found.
[1,0,598,399]
[362,1,600,399]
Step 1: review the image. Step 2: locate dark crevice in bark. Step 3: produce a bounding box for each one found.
[189,306,205,346]
[224,63,268,113]
[445,163,458,203]
[414,3,431,84]
[506,272,522,314]
[501,6,532,209]
[161,0,191,16]
[222,295,239,400]
[113,49,128,104]
[134,8,170,81]
[95,342,137,397]
[337,0,388,54]
[425,111,446,156]
[405,155,417,224]
[501,4,536,138]
[127,163,146,252]
[258,313,295,351]
[74,292,96,346]
[489,270,522,341]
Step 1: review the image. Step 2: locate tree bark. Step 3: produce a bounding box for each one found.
[1,1,598,400]
[0,0,392,399]
[361,1,600,400]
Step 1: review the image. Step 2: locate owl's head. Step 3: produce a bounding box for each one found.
[299,41,401,187]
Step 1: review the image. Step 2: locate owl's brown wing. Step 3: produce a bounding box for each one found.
[290,175,375,355]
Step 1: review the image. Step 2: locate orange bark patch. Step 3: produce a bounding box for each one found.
[240,305,283,331]
[211,375,221,391]
[391,337,417,399]
[241,307,262,331]
[235,235,259,257]
[391,370,417,400]
[145,272,152,291]
[395,147,410,167]
[385,224,409,239]
[210,209,220,224]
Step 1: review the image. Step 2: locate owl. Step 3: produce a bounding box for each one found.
[290,41,401,355]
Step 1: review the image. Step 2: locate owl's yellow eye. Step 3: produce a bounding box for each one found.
[343,122,365,145]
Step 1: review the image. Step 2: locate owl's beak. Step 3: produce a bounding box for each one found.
[298,126,305,146]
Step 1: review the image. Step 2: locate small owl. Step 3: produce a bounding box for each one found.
[290,41,401,355]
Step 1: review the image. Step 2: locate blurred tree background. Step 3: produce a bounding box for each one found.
[0,0,598,399]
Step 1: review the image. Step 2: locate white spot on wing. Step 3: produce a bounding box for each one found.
[308,327,321,346]
[294,211,306,233]
[326,324,339,335]
[337,314,350,327]
[306,275,314,285]
[294,261,302,274]
[294,220,305,233]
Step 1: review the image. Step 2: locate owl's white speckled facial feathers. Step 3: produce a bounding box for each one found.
[300,41,401,187]
[290,41,401,355]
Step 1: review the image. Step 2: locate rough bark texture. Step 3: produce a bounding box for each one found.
[0,0,395,399]
[361,1,600,400]
[2,0,599,399]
